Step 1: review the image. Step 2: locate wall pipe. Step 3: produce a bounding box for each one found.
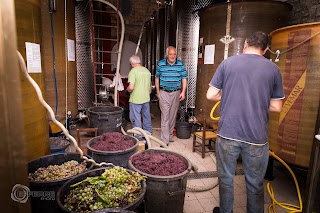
[135,22,145,55]
[48,0,59,114]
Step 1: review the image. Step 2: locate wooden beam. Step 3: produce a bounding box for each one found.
[0,0,31,212]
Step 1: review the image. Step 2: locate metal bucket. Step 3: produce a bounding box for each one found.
[128,149,192,213]
[268,22,320,168]
[87,106,123,135]
[196,0,291,120]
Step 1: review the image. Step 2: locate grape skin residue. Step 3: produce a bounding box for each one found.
[91,132,135,151]
[131,152,187,176]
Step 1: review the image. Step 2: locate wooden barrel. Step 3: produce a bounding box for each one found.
[268,22,320,168]
[41,0,78,119]
[196,1,291,119]
[15,0,50,161]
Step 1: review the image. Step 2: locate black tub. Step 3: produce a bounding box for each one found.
[57,167,146,212]
[92,209,135,213]
[28,153,94,213]
[128,149,192,213]
[87,106,123,135]
[87,135,138,168]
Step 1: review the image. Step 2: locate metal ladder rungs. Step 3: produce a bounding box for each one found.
[92,24,118,28]
[93,38,118,41]
[92,9,117,14]
[93,62,113,65]
[93,50,114,53]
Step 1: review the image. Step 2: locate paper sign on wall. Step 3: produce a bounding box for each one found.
[204,44,215,65]
[198,37,204,59]
[25,42,42,73]
[67,39,75,61]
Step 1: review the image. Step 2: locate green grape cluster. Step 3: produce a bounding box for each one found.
[64,166,146,212]
[29,160,87,181]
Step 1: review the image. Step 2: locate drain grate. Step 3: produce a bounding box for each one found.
[187,168,244,180]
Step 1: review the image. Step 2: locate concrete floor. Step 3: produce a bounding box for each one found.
[68,102,305,213]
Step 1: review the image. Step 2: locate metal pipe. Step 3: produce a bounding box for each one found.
[135,22,145,55]
[95,0,125,107]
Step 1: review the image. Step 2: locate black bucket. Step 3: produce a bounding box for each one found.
[175,122,192,139]
[49,137,70,154]
[128,149,192,213]
[28,153,94,213]
[87,106,123,135]
[92,209,135,213]
[56,167,146,212]
[87,135,138,168]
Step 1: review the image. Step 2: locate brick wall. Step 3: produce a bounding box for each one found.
[117,0,320,57]
[282,0,320,25]
[119,0,158,44]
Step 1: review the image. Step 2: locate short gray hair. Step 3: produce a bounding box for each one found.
[166,46,176,56]
[129,55,141,64]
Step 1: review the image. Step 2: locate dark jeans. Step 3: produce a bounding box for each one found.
[216,136,269,213]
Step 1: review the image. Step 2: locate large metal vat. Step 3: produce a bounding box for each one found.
[41,0,78,118]
[75,1,95,110]
[268,22,320,168]
[15,0,50,160]
[196,0,291,119]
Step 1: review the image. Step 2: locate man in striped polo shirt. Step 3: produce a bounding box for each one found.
[155,46,188,145]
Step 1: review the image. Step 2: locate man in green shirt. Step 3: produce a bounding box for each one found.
[127,55,152,133]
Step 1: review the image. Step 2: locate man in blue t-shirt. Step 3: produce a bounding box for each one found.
[155,46,187,144]
[207,31,284,213]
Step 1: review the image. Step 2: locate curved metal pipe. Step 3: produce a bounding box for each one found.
[95,0,125,106]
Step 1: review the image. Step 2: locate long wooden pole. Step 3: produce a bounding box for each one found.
[0,0,31,212]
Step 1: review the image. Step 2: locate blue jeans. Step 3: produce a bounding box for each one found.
[216,136,269,213]
[129,102,152,133]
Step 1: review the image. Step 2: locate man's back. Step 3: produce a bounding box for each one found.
[210,54,284,144]
[128,66,151,104]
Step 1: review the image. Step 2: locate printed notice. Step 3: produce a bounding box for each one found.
[204,44,215,64]
[199,37,203,44]
[67,39,75,61]
[25,42,42,73]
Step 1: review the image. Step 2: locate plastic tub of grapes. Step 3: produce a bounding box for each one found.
[87,132,138,168]
[57,166,147,213]
[91,209,134,213]
[128,149,192,213]
[28,153,94,213]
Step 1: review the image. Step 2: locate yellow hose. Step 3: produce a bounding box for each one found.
[209,103,303,212]
[267,151,303,213]
[210,101,221,121]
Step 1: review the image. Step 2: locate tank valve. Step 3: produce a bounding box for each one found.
[275,50,280,62]
[79,111,87,120]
